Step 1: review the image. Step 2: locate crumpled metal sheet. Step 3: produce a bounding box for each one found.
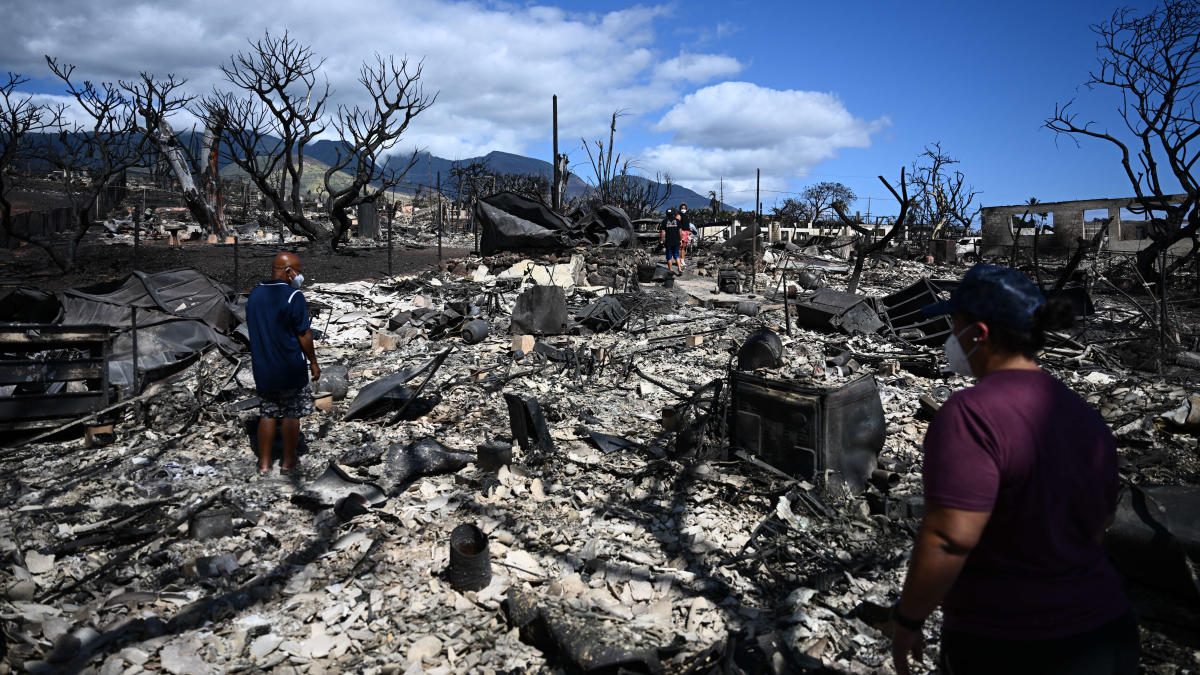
[476,192,636,255]
[1,269,242,389]
[343,356,439,421]
[573,204,634,248]
[292,462,387,510]
[575,296,628,332]
[109,319,237,388]
[477,193,574,256]
[1105,484,1200,604]
[64,269,239,333]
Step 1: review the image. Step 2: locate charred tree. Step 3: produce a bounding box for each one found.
[907,142,980,242]
[323,54,434,248]
[834,168,912,295]
[580,111,671,218]
[802,181,856,227]
[614,171,673,220]
[205,31,331,246]
[494,171,549,201]
[1046,0,1199,341]
[0,73,61,265]
[35,58,164,271]
[123,73,227,237]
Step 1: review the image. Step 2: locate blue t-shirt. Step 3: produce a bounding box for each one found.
[246,279,312,393]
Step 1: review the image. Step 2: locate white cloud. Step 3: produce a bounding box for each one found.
[0,0,741,160]
[644,81,889,193]
[653,52,742,83]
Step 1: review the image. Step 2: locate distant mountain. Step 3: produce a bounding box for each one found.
[300,143,717,210]
[218,154,354,196]
[24,131,721,211]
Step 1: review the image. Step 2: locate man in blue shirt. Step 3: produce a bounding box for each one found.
[246,252,320,473]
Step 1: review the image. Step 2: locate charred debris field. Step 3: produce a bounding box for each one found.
[0,224,1199,675]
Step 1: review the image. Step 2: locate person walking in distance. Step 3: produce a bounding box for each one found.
[889,264,1137,675]
[678,202,692,268]
[246,252,320,474]
[659,208,682,275]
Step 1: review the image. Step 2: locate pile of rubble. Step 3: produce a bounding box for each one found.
[1,239,1198,674]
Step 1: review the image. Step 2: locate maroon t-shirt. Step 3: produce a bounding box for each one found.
[922,369,1128,639]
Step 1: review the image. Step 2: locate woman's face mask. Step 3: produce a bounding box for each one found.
[943,325,979,377]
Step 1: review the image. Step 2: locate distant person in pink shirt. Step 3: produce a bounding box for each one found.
[890,264,1136,675]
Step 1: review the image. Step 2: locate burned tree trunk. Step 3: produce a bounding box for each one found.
[144,115,224,236]
[836,169,911,295]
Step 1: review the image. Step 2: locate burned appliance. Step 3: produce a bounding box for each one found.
[878,278,953,347]
[717,269,742,294]
[792,289,884,335]
[730,373,884,493]
[0,324,114,434]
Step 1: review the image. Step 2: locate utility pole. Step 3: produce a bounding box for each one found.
[436,171,442,262]
[719,178,724,212]
[753,169,760,290]
[552,95,559,212]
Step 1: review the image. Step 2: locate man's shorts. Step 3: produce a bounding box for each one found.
[666,244,681,260]
[258,384,314,419]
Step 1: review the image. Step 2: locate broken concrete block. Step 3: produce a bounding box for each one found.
[684,335,704,347]
[408,635,443,664]
[512,335,536,354]
[372,331,401,351]
[313,393,333,412]
[25,550,54,575]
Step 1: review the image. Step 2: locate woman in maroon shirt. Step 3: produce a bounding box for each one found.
[890,265,1137,675]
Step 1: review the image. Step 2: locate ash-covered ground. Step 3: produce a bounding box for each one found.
[1,231,1198,674]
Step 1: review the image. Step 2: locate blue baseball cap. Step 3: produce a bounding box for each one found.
[921,264,1045,330]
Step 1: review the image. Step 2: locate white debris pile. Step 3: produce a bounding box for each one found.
[2,245,1198,673]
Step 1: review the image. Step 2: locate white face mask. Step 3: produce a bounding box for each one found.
[287,268,305,289]
[942,326,979,377]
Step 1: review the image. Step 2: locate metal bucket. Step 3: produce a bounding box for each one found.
[737,328,783,370]
[796,270,821,290]
[736,301,760,317]
[461,319,489,345]
[448,523,492,592]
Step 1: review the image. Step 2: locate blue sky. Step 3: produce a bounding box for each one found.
[1,0,1170,218]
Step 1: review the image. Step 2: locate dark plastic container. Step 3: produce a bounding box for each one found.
[448,523,492,592]
[461,319,489,344]
[737,329,782,370]
[736,301,760,316]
